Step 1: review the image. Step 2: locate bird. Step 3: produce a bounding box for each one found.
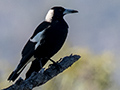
[8,6,78,82]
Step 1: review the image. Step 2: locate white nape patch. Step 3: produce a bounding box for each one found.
[30,30,45,50]
[45,9,54,22]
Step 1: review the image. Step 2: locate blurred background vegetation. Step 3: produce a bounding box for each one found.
[0,44,117,90]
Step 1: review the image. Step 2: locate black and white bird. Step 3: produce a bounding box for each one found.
[8,6,78,81]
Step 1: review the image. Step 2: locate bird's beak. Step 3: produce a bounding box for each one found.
[63,9,78,15]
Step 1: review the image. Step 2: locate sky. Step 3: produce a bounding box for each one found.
[0,0,120,87]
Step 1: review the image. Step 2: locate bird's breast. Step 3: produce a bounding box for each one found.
[34,21,68,58]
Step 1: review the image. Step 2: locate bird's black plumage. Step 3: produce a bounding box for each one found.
[8,6,78,81]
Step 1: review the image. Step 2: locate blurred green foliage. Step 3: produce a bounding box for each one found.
[0,45,117,90]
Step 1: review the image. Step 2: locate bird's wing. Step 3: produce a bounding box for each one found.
[7,21,51,81]
[20,21,50,73]
[22,21,50,57]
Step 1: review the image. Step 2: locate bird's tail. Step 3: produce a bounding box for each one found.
[8,71,19,82]
[8,64,26,82]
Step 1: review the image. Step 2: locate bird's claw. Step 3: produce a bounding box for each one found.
[49,62,62,71]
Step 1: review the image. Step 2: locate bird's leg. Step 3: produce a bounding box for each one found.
[45,57,61,71]
[44,57,56,64]
[36,58,46,73]
[36,58,43,69]
[39,60,43,69]
[49,58,56,64]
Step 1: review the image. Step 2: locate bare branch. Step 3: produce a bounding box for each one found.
[3,54,81,90]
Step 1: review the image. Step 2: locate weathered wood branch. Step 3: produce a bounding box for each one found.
[3,54,81,90]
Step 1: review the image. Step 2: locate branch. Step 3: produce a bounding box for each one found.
[3,54,81,90]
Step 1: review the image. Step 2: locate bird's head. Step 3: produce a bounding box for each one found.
[45,6,78,22]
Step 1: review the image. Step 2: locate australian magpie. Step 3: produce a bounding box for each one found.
[8,6,78,81]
